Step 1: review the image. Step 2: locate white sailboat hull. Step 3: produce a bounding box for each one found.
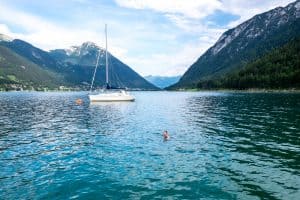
[89,91,135,102]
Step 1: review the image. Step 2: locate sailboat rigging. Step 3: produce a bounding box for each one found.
[88,24,135,102]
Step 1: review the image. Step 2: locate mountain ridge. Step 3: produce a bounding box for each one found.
[0,45,64,90]
[49,42,158,90]
[0,36,158,90]
[196,38,300,89]
[144,75,181,89]
[170,0,300,89]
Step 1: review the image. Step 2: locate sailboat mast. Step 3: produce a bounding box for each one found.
[105,24,109,86]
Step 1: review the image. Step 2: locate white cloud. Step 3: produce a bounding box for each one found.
[125,34,222,76]
[164,13,227,36]
[165,14,201,33]
[0,4,94,49]
[115,0,295,31]
[115,0,221,19]
[0,24,12,35]
[0,2,130,60]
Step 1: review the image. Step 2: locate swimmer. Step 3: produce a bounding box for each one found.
[75,98,83,105]
[163,130,170,140]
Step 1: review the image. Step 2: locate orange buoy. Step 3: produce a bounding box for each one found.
[76,99,83,105]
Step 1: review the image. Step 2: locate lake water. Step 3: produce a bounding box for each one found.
[0,91,299,199]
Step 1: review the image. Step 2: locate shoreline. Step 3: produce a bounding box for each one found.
[0,89,160,93]
[1,88,300,93]
[166,88,300,93]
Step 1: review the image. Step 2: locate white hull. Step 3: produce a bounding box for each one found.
[89,90,135,102]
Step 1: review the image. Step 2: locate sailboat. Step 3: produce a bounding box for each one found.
[88,25,135,102]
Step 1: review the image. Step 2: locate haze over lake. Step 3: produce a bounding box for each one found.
[0,91,299,199]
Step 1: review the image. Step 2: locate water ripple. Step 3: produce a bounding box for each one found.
[0,91,299,199]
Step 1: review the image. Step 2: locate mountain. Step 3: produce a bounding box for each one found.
[0,36,158,90]
[49,42,158,90]
[144,75,181,89]
[0,39,62,72]
[0,45,64,90]
[170,0,300,89]
[0,38,78,90]
[197,38,300,89]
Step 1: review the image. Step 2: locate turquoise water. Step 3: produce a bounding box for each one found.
[0,91,299,199]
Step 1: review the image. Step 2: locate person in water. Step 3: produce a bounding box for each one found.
[163,130,170,140]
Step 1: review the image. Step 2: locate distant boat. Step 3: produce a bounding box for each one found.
[88,25,135,102]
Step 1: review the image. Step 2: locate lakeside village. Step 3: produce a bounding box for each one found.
[0,77,88,91]
[0,84,81,92]
[0,82,147,92]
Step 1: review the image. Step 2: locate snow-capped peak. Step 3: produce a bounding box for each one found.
[81,41,98,48]
[0,33,13,42]
[64,42,104,56]
[295,1,300,10]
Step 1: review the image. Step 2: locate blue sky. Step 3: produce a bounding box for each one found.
[0,0,295,76]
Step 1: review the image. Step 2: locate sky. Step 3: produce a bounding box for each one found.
[0,0,295,76]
